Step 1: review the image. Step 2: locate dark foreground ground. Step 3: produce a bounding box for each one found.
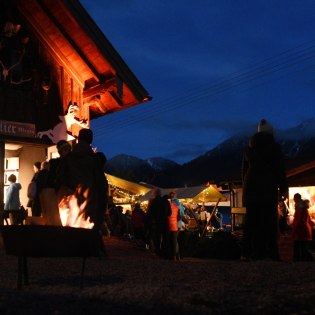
[0,231,315,315]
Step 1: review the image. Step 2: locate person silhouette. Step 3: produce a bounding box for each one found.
[241,119,288,261]
[4,174,22,225]
[292,194,315,261]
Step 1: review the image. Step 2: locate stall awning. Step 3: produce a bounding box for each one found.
[138,185,227,202]
[106,173,152,196]
[192,185,228,202]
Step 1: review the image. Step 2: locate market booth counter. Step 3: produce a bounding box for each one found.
[231,207,246,231]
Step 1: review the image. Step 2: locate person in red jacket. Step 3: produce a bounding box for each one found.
[131,203,146,246]
[168,193,180,261]
[292,193,314,261]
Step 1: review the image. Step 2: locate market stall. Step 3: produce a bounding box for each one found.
[139,185,229,233]
[106,173,152,211]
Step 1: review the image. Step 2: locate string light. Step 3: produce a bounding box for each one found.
[109,183,145,204]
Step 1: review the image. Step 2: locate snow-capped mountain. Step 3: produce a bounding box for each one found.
[104,154,179,183]
[105,118,315,187]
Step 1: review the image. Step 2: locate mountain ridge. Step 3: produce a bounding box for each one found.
[104,118,315,187]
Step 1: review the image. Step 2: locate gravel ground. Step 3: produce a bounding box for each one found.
[1,232,315,315]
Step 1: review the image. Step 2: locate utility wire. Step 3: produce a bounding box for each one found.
[93,49,315,134]
[93,53,315,137]
[93,67,312,140]
[93,44,315,132]
[92,40,315,136]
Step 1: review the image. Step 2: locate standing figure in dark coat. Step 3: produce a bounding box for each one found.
[32,161,50,217]
[241,119,288,261]
[147,188,171,258]
[131,202,146,243]
[56,128,107,231]
[27,161,41,210]
[48,140,72,191]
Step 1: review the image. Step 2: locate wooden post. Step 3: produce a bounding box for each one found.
[0,140,4,225]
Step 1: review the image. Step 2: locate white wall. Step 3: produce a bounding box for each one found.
[5,144,47,212]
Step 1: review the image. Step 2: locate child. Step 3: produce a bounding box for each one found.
[4,174,22,225]
[292,193,314,261]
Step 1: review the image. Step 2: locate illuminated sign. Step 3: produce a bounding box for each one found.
[0,120,36,138]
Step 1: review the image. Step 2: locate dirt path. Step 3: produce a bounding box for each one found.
[0,232,314,315]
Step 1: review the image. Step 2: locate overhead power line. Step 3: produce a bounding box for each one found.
[92,39,315,137]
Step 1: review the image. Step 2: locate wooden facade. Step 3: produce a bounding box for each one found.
[0,0,151,135]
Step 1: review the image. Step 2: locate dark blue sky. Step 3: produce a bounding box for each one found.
[81,0,315,164]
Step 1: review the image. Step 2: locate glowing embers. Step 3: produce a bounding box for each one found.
[58,186,94,229]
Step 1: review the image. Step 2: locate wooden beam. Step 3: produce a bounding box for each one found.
[36,0,101,82]
[82,77,116,99]
[0,140,4,213]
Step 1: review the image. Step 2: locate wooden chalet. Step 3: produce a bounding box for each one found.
[0,0,151,209]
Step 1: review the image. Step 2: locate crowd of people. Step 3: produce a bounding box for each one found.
[100,189,225,261]
[22,129,108,237]
[3,119,315,262]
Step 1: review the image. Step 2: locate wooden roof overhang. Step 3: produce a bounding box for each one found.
[286,160,315,187]
[18,0,151,119]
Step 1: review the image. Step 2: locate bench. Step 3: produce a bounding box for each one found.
[0,225,100,289]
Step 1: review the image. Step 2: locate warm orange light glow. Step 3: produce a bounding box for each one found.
[59,194,94,229]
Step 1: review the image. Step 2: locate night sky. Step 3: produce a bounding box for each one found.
[81,0,315,164]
